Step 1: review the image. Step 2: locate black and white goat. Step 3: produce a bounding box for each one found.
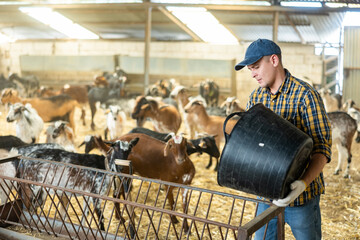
[18,138,139,231]
[46,121,75,152]
[328,111,357,178]
[0,140,64,205]
[342,99,360,143]
[6,103,44,144]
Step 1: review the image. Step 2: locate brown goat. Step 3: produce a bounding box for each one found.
[184,99,237,148]
[60,84,89,126]
[92,132,195,233]
[170,86,205,139]
[1,88,78,132]
[131,96,181,133]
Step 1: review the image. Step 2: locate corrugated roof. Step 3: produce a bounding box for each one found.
[0,1,356,44]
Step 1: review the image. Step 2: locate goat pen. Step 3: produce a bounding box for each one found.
[0,155,284,240]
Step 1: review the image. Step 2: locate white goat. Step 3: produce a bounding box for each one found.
[46,120,75,152]
[105,105,127,139]
[6,103,44,144]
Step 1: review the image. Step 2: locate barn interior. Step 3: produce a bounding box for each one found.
[0,0,360,239]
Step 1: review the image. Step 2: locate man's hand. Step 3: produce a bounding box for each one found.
[272,180,306,207]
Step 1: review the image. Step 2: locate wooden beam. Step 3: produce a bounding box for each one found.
[158,6,202,42]
[285,13,306,44]
[144,5,151,94]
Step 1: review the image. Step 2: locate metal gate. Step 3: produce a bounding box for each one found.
[0,155,284,240]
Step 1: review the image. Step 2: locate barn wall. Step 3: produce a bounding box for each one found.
[0,40,321,107]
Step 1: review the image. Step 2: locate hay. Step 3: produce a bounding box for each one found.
[1,105,360,239]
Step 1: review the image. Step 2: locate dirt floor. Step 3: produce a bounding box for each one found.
[1,104,359,239]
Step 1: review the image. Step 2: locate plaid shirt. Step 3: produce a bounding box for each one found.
[246,69,332,207]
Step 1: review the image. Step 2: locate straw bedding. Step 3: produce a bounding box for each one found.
[1,105,359,239]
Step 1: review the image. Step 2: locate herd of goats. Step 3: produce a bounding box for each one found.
[0,70,360,233]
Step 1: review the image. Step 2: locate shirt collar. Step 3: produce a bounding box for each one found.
[264,68,292,95]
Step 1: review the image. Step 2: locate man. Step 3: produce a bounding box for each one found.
[235,39,332,240]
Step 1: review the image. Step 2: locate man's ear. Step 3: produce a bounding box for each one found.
[270,54,280,67]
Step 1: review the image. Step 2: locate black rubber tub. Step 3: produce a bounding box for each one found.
[217,103,313,199]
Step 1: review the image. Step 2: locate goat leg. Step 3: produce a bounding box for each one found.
[81,107,86,126]
[167,186,179,224]
[205,156,212,169]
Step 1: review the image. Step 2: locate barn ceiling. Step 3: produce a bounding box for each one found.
[0,0,359,44]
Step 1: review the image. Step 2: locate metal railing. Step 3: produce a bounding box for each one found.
[0,155,284,240]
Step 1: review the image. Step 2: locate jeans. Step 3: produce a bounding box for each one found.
[254,195,321,240]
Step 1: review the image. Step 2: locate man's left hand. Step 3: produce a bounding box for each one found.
[272,180,306,207]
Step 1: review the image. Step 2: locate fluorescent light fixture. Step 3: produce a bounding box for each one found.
[0,1,31,5]
[0,32,16,43]
[19,7,99,39]
[325,3,347,8]
[45,0,142,3]
[166,7,238,44]
[153,0,270,5]
[343,12,360,26]
[280,2,322,8]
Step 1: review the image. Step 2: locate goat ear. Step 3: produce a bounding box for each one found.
[103,140,113,146]
[78,141,85,147]
[130,137,139,147]
[164,141,171,157]
[140,103,150,110]
[219,101,226,108]
[187,140,196,149]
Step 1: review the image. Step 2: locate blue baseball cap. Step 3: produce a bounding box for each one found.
[235,39,281,71]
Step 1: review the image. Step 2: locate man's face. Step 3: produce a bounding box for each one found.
[247,55,277,89]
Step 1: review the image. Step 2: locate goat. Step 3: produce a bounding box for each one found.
[128,127,220,170]
[199,79,220,107]
[6,103,44,144]
[184,99,238,149]
[94,75,109,88]
[100,98,136,118]
[87,133,195,233]
[220,96,245,116]
[131,96,181,133]
[60,84,89,126]
[146,79,176,98]
[87,86,122,130]
[328,112,357,178]
[170,86,206,138]
[0,142,65,206]
[342,99,360,143]
[8,73,40,97]
[46,121,75,152]
[104,105,127,140]
[18,137,139,231]
[1,88,78,132]
[318,88,342,112]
